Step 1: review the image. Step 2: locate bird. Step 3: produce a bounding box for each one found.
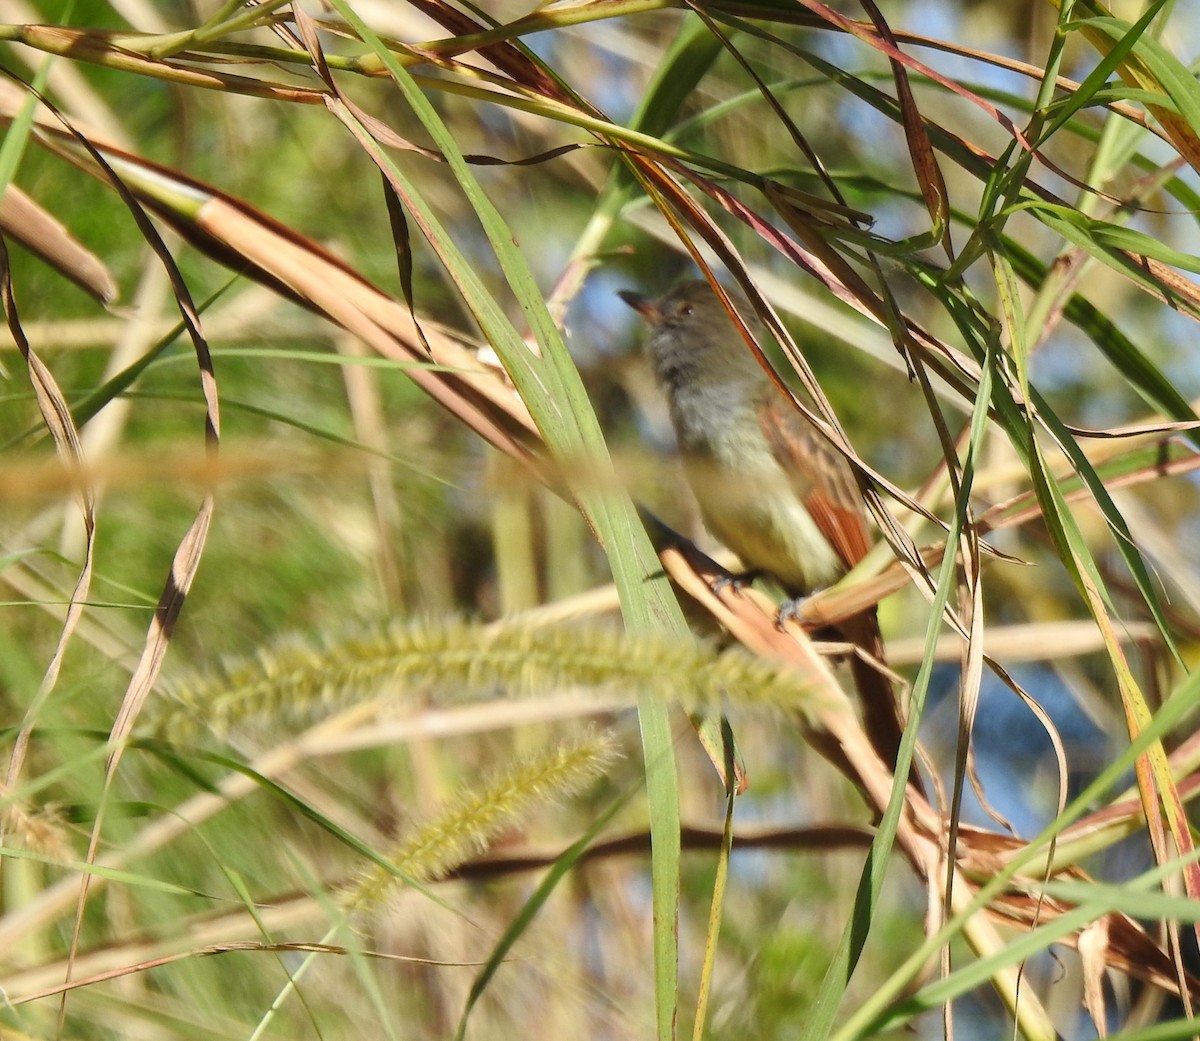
[620,278,911,784]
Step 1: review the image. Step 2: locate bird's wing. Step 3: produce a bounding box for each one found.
[758,393,871,569]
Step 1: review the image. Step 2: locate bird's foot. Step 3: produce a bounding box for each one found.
[711,568,763,596]
[776,590,829,631]
[776,595,808,630]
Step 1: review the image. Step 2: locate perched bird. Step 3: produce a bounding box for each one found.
[620,279,910,782]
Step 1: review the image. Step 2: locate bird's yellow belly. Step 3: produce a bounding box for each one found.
[686,463,843,595]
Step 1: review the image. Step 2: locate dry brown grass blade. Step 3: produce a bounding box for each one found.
[192,194,546,461]
[915,816,1200,1006]
[0,184,116,302]
[27,123,547,470]
[795,543,947,628]
[978,437,1200,535]
[874,24,1168,142]
[3,23,325,104]
[1078,919,1111,1036]
[985,885,1198,999]
[2,82,228,1021]
[0,232,96,798]
[949,530,1013,835]
[857,0,950,256]
[1064,763,1200,859]
[1,227,97,1024]
[394,0,573,103]
[886,620,1157,665]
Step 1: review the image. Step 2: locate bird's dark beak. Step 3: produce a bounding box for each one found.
[618,289,659,323]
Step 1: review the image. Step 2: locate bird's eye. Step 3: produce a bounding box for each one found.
[679,304,693,318]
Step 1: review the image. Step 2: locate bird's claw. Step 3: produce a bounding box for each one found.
[776,588,831,631]
[776,595,808,630]
[711,568,763,596]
